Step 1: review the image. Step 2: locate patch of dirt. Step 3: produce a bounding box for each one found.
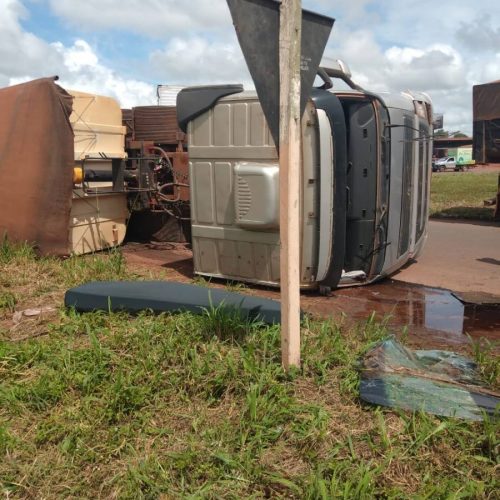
[122,243,500,353]
[470,163,500,173]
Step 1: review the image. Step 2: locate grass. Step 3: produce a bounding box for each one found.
[0,240,499,497]
[430,171,498,220]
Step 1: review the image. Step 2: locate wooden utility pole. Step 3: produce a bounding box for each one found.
[279,0,302,369]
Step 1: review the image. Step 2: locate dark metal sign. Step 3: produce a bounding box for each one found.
[226,0,334,148]
[432,113,444,130]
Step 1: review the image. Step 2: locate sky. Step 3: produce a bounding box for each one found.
[1,0,499,134]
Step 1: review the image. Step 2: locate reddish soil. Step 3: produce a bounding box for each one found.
[471,163,500,173]
[123,240,500,352]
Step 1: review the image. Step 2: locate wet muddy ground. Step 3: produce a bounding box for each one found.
[123,242,500,352]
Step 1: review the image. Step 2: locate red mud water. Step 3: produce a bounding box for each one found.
[123,243,500,351]
[307,281,500,349]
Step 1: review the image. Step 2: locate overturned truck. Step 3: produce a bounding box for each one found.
[177,63,433,290]
[0,67,432,291]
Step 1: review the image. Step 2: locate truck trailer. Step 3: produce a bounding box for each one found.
[0,77,188,256]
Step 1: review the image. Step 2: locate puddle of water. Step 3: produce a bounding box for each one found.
[423,290,465,334]
[123,244,500,348]
[463,304,500,336]
[322,280,500,345]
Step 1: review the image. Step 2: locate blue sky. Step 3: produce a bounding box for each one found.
[1,0,499,133]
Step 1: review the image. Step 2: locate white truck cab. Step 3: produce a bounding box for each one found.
[177,65,433,290]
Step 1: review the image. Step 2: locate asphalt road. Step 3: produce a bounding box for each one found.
[392,219,500,297]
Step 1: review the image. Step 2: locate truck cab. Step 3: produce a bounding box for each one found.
[177,64,433,290]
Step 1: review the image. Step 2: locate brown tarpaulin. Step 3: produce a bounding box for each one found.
[0,77,74,255]
[473,80,500,122]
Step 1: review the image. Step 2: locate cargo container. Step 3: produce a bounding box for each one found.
[0,75,198,256]
[473,80,500,164]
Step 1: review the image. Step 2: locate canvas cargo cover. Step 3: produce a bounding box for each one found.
[0,77,74,255]
[473,80,500,121]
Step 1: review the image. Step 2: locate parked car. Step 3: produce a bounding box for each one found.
[434,156,456,171]
[433,153,473,172]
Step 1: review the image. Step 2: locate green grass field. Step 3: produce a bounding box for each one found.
[430,171,498,220]
[0,241,498,497]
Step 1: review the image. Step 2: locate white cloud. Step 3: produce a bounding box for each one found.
[52,40,156,107]
[0,1,155,108]
[479,53,500,84]
[384,45,465,92]
[457,14,500,53]
[48,0,230,37]
[150,36,251,86]
[316,0,500,133]
[0,0,63,85]
[59,39,99,71]
[323,22,499,133]
[1,0,499,134]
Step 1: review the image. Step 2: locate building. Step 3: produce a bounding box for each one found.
[473,80,500,163]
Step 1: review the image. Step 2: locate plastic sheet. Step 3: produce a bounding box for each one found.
[360,337,500,421]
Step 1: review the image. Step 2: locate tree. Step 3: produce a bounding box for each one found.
[433,129,469,138]
[434,129,448,137]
